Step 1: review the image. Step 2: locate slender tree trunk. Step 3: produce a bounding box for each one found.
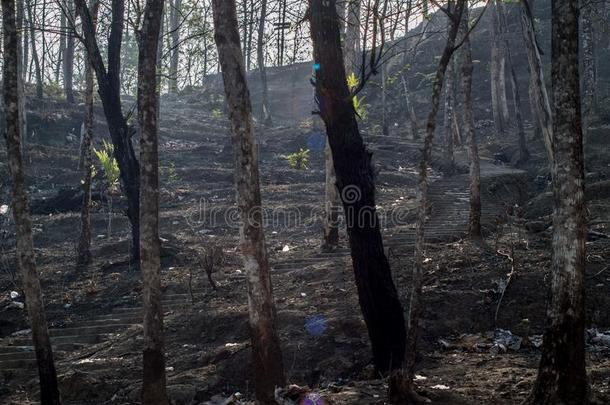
[76,0,99,268]
[75,0,141,261]
[401,75,419,140]
[257,0,272,125]
[56,10,66,82]
[309,0,406,375]
[138,0,168,402]
[212,1,286,402]
[20,0,28,82]
[344,0,361,74]
[443,58,455,174]
[460,5,481,240]
[169,0,181,93]
[490,1,509,137]
[2,0,61,402]
[520,0,553,166]
[389,1,465,401]
[381,62,389,135]
[26,0,43,98]
[529,0,588,403]
[323,137,340,251]
[497,0,529,164]
[63,0,75,103]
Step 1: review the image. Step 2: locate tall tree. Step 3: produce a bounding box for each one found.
[529,0,588,402]
[76,0,99,268]
[257,0,272,125]
[389,1,465,401]
[443,55,456,173]
[309,0,407,375]
[460,4,481,240]
[25,0,43,98]
[581,0,596,130]
[2,0,61,401]
[169,0,182,93]
[490,0,509,137]
[137,0,168,402]
[75,0,141,261]
[63,0,76,103]
[520,0,553,166]
[211,0,286,402]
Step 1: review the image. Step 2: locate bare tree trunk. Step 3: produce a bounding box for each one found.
[497,1,529,164]
[581,0,596,130]
[381,62,389,135]
[169,0,181,93]
[344,0,361,74]
[257,0,272,125]
[75,0,141,261]
[63,0,75,103]
[490,1,509,137]
[529,0,588,402]
[211,1,286,402]
[26,0,43,99]
[138,0,168,402]
[323,137,340,251]
[389,1,465,401]
[460,5,481,240]
[520,0,553,166]
[309,0,406,375]
[2,0,61,402]
[76,0,99,268]
[443,58,455,174]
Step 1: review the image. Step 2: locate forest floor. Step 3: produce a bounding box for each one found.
[0,93,609,404]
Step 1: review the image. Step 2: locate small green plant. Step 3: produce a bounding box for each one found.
[212,108,224,119]
[347,72,368,121]
[285,148,310,170]
[164,161,181,183]
[94,140,120,238]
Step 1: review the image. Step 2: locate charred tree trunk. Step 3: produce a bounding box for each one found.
[529,0,588,402]
[211,1,286,402]
[63,0,75,104]
[309,0,406,375]
[581,1,596,129]
[520,0,553,166]
[490,1,509,137]
[344,0,361,74]
[76,0,99,268]
[169,0,181,93]
[257,0,272,125]
[75,0,141,261]
[460,5,481,240]
[138,0,168,402]
[497,1,529,164]
[389,1,465,401]
[26,0,43,99]
[2,0,61,402]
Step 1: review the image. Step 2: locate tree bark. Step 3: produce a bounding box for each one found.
[581,1,596,125]
[76,0,99,268]
[344,0,361,74]
[169,0,181,93]
[443,55,455,174]
[2,0,61,402]
[496,1,529,164]
[63,0,75,104]
[309,0,406,375]
[490,1,510,137]
[520,0,553,166]
[211,1,286,402]
[75,0,141,261]
[257,0,272,125]
[25,0,43,99]
[138,0,168,402]
[389,1,465,401]
[460,4,481,240]
[529,0,588,403]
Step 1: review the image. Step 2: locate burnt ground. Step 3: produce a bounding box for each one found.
[0,84,608,405]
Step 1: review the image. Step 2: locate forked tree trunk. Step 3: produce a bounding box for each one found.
[76,0,99,268]
[529,0,588,403]
[2,0,61,402]
[75,0,141,261]
[389,1,465,401]
[211,1,286,402]
[460,5,481,240]
[257,0,272,125]
[63,0,75,104]
[309,0,407,375]
[137,0,168,402]
[496,1,529,164]
[520,0,553,166]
